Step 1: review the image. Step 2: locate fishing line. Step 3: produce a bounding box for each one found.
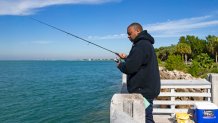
[30,17,120,57]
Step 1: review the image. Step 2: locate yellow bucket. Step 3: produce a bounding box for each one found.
[175,112,193,123]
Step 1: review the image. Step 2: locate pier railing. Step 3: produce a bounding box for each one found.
[153,79,211,115]
[121,73,218,115]
[110,74,218,123]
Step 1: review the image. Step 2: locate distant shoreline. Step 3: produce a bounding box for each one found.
[0,59,115,62]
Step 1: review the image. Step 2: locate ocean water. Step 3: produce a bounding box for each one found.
[0,61,122,123]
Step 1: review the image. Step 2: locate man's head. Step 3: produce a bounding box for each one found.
[127,23,143,42]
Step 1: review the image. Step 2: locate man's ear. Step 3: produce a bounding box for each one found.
[136,28,141,33]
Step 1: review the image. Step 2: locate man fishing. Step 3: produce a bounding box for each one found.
[31,17,160,123]
[116,22,160,123]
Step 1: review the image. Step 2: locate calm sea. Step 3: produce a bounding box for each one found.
[0,61,122,123]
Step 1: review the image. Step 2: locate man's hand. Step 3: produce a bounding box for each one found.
[119,53,127,59]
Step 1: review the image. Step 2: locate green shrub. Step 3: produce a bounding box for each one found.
[188,53,214,77]
[210,63,218,73]
[195,53,213,69]
[211,68,218,73]
[188,60,201,77]
[157,58,164,67]
[165,55,186,71]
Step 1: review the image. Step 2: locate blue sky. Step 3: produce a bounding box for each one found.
[0,0,218,60]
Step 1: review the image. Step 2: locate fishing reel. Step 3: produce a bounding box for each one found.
[114,58,124,63]
[114,58,120,63]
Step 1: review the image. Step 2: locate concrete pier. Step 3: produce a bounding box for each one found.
[110,94,145,123]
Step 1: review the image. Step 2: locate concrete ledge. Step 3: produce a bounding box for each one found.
[110,94,145,123]
[208,73,218,106]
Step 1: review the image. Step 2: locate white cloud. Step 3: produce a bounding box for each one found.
[0,0,119,15]
[88,33,126,40]
[88,15,218,40]
[144,16,218,37]
[146,16,211,32]
[145,15,218,37]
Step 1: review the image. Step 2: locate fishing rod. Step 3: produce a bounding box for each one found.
[30,17,120,57]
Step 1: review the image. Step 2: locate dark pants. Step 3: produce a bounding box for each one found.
[146,99,155,123]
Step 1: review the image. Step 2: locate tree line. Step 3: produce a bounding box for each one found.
[155,35,218,78]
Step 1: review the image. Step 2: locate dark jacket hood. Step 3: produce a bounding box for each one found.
[133,30,154,44]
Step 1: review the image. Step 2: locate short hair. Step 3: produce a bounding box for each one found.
[128,22,143,31]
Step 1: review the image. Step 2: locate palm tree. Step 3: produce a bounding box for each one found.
[176,43,192,64]
[206,35,218,63]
